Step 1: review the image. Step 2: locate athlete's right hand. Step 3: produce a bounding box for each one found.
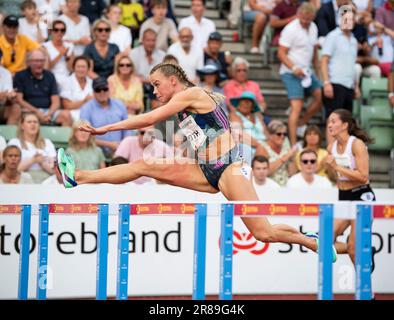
[79,123,108,135]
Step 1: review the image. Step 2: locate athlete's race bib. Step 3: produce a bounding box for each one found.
[179,115,207,151]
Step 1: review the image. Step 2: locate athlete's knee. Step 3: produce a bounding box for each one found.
[254,229,277,243]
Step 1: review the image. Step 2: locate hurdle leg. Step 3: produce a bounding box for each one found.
[37,204,49,300]
[219,204,234,300]
[355,204,372,300]
[96,204,109,300]
[192,204,207,300]
[18,205,32,300]
[318,204,334,300]
[116,204,130,300]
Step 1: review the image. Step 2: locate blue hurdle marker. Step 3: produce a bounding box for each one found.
[37,204,109,300]
[17,205,32,300]
[318,203,372,300]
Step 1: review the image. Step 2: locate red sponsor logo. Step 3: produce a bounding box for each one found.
[234,203,319,216]
[0,205,21,214]
[219,230,270,255]
[374,205,394,219]
[49,203,98,214]
[131,203,195,215]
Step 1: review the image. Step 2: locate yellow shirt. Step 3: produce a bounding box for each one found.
[108,74,144,112]
[0,35,40,74]
[296,148,329,177]
[118,3,145,28]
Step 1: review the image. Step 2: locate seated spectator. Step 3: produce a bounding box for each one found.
[229,91,268,146]
[0,48,21,124]
[80,77,133,159]
[59,0,92,56]
[224,57,267,113]
[145,0,179,27]
[286,149,333,188]
[260,120,298,186]
[108,55,144,116]
[368,21,393,77]
[197,63,226,107]
[118,0,145,47]
[375,0,394,33]
[35,0,66,19]
[295,124,329,177]
[43,19,75,89]
[78,0,107,24]
[244,0,276,53]
[251,155,281,192]
[129,28,165,109]
[65,120,106,170]
[60,55,93,123]
[204,31,232,84]
[269,0,300,46]
[178,0,216,49]
[18,0,48,43]
[14,49,72,126]
[0,145,34,184]
[114,126,173,184]
[0,14,40,74]
[278,2,322,146]
[8,112,56,183]
[139,0,178,52]
[168,27,203,83]
[162,53,179,64]
[0,135,6,162]
[107,4,133,55]
[230,121,254,166]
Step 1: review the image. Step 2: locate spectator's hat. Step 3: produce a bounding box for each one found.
[208,31,223,41]
[3,15,19,27]
[230,91,260,113]
[92,77,109,90]
[197,63,219,77]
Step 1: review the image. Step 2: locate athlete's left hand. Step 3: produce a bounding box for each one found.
[325,155,337,169]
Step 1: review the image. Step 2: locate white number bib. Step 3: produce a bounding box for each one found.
[179,115,207,151]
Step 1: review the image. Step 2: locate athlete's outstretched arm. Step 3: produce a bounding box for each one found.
[80,89,197,135]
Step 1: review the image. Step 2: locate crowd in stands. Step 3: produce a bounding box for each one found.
[0,0,393,189]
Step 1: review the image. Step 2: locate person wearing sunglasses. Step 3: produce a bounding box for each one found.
[0,14,40,74]
[43,20,75,90]
[79,77,133,159]
[83,18,121,79]
[286,149,332,188]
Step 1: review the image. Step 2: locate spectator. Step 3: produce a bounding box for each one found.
[59,0,92,56]
[65,120,106,170]
[107,4,132,54]
[83,18,121,79]
[162,53,179,64]
[167,27,204,82]
[139,0,178,52]
[269,0,300,46]
[178,0,216,49]
[228,0,242,28]
[0,135,6,162]
[389,57,394,108]
[109,155,129,166]
[14,49,72,126]
[368,21,393,77]
[295,124,329,177]
[286,149,333,188]
[108,55,144,116]
[35,0,66,19]
[229,91,268,146]
[114,125,173,184]
[145,0,179,27]
[18,0,48,43]
[278,3,322,146]
[204,31,232,84]
[0,145,33,184]
[197,63,226,100]
[118,0,145,47]
[60,55,93,123]
[0,14,40,74]
[8,112,56,183]
[0,48,21,124]
[43,19,75,89]
[80,77,133,159]
[78,0,107,24]
[130,28,165,110]
[244,0,277,53]
[260,120,298,186]
[354,0,373,13]
[224,57,267,113]
[230,121,254,166]
[251,155,281,192]
[375,0,394,33]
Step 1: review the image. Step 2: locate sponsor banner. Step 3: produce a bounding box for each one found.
[374,205,394,219]
[234,203,320,216]
[0,205,22,214]
[48,204,99,214]
[130,203,196,215]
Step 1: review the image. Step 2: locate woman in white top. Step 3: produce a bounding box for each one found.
[43,20,75,90]
[326,109,376,269]
[8,112,56,183]
[61,55,93,122]
[106,4,133,54]
[0,145,34,184]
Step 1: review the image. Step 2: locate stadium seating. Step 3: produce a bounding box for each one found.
[0,125,17,142]
[361,77,388,104]
[360,104,393,129]
[40,126,72,149]
[367,120,394,151]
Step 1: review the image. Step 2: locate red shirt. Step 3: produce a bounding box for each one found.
[223,80,264,106]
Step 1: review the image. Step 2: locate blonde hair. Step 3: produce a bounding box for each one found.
[17,112,46,150]
[92,18,111,40]
[115,55,135,77]
[298,2,316,14]
[68,120,97,150]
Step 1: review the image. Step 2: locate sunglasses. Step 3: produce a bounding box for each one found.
[236,69,247,72]
[301,159,317,165]
[94,87,109,93]
[52,28,66,33]
[119,63,132,68]
[96,28,111,33]
[275,132,287,137]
